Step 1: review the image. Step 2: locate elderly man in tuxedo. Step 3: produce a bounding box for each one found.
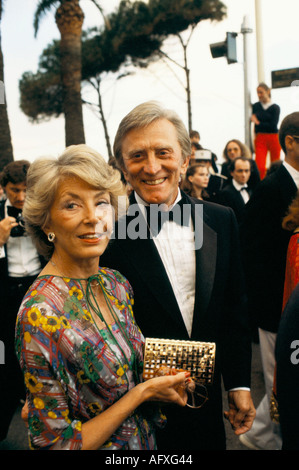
[101,101,255,450]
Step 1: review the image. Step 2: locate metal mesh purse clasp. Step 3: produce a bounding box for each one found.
[143,338,216,409]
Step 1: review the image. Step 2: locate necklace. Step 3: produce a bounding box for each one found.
[86,274,140,384]
[49,259,98,286]
[49,258,140,384]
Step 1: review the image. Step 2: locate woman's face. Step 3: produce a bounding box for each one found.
[45,175,113,268]
[226,141,242,161]
[188,166,209,189]
[257,86,270,104]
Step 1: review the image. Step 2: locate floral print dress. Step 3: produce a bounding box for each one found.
[15,268,161,450]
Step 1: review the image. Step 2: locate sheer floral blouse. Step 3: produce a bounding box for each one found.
[15,268,162,450]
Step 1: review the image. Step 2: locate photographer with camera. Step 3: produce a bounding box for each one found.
[0,160,45,441]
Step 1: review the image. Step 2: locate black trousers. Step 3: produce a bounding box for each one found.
[0,275,36,440]
[155,383,226,450]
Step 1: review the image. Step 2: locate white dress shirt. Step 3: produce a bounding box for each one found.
[232,179,250,204]
[134,190,196,336]
[283,160,299,189]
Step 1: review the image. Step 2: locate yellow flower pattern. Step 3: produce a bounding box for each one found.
[27,307,42,327]
[69,286,83,300]
[15,269,161,450]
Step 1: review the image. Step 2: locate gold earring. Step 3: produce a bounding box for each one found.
[48,232,55,242]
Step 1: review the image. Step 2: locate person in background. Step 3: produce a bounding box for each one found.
[190,148,227,202]
[218,157,252,225]
[189,130,218,173]
[16,145,189,450]
[280,191,299,306]
[221,139,260,191]
[181,163,210,200]
[239,112,299,450]
[269,190,299,444]
[0,160,45,441]
[265,160,283,178]
[101,100,255,451]
[251,83,281,180]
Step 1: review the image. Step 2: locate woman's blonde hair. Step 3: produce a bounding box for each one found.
[23,144,126,259]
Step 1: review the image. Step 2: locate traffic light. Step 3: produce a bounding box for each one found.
[210,32,238,64]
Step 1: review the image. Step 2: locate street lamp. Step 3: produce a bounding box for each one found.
[241,15,253,148]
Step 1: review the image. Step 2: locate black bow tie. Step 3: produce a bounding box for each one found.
[144,198,190,236]
[240,186,248,191]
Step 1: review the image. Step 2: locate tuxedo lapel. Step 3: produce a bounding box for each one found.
[278,164,297,207]
[188,198,217,337]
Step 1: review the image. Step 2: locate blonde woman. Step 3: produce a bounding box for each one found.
[15,144,189,450]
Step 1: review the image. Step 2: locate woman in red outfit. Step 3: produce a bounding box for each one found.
[270,191,299,426]
[251,83,281,179]
[281,191,299,309]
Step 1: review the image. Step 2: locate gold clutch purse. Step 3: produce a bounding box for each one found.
[143,337,216,409]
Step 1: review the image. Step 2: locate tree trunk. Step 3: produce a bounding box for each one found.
[0,0,14,170]
[178,32,193,132]
[96,79,112,159]
[55,0,85,146]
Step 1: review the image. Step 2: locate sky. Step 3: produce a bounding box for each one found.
[1,0,299,165]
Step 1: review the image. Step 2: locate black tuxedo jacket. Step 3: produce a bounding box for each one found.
[276,283,299,450]
[101,191,252,449]
[240,163,298,333]
[218,183,251,224]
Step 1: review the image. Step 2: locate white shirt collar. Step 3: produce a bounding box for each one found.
[232,179,248,191]
[261,101,272,110]
[283,160,299,188]
[4,198,13,217]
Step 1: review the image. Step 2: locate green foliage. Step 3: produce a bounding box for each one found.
[20,0,227,122]
[19,70,63,122]
[34,0,60,36]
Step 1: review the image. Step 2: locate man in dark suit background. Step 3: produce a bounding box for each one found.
[218,156,252,224]
[239,112,299,450]
[101,101,255,450]
[0,161,45,441]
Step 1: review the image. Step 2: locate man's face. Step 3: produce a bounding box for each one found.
[121,119,189,206]
[4,181,26,209]
[231,160,251,186]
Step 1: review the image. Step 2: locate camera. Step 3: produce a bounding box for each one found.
[7,207,26,237]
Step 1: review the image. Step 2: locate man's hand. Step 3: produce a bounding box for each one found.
[21,400,29,428]
[0,216,18,246]
[224,390,256,435]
